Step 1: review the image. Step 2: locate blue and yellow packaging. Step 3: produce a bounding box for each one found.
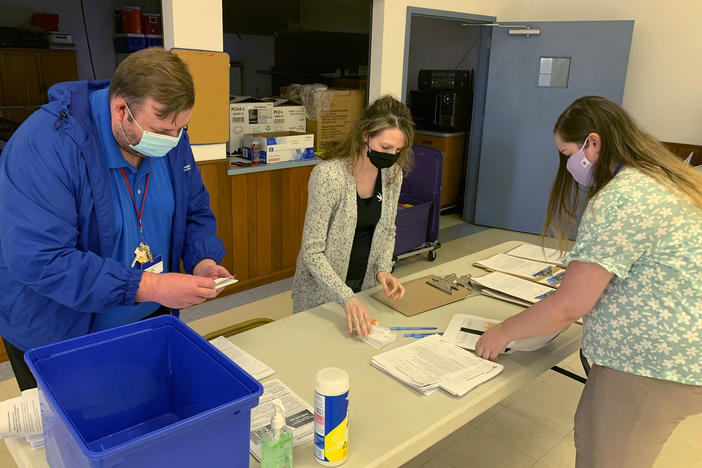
[314,367,349,466]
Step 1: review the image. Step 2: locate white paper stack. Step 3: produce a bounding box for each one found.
[474,253,565,287]
[442,314,568,354]
[504,243,568,266]
[209,336,275,381]
[249,379,314,461]
[471,271,557,307]
[0,388,44,449]
[370,334,503,397]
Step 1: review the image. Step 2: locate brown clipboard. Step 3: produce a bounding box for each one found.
[171,48,229,144]
[370,275,473,316]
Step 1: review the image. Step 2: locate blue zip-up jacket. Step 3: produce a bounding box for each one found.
[0,80,225,350]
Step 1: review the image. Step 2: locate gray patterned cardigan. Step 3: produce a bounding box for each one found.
[291,158,402,313]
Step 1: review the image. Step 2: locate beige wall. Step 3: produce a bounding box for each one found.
[370,0,702,145]
[163,0,226,161]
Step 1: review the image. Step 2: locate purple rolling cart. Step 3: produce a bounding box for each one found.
[392,145,443,268]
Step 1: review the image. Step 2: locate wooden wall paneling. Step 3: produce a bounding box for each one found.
[290,166,314,266]
[256,172,273,276]
[199,162,315,295]
[270,170,284,272]
[0,339,8,363]
[197,159,233,274]
[218,163,234,274]
[282,168,295,268]
[231,173,250,280]
[246,173,259,278]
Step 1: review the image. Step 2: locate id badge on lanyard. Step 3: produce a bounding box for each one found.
[122,168,163,274]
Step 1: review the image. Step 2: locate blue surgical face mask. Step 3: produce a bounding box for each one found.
[121,103,183,157]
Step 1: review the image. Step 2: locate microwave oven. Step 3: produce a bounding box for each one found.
[408,90,471,132]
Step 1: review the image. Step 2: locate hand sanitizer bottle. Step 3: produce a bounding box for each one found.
[261,399,293,468]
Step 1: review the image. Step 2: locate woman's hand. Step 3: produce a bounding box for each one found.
[475,322,513,361]
[344,297,373,337]
[377,271,405,301]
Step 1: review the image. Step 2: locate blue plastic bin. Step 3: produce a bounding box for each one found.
[113,33,145,53]
[145,34,163,48]
[25,316,263,468]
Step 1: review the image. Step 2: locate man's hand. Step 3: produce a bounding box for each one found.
[192,258,234,280]
[136,272,218,309]
[377,271,405,301]
[343,297,373,338]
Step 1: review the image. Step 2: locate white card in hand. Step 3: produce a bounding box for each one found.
[214,277,238,289]
[358,325,397,349]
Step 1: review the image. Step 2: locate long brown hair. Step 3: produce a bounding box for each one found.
[544,95,702,246]
[323,95,414,181]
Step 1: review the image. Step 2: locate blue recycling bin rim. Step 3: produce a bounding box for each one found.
[24,315,263,460]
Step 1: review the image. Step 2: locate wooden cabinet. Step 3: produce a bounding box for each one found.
[413,131,466,208]
[197,160,315,294]
[0,48,78,124]
[36,50,79,102]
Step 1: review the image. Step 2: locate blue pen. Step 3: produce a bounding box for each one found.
[389,326,438,331]
[405,332,443,338]
[546,272,565,284]
[533,266,553,278]
[535,290,556,300]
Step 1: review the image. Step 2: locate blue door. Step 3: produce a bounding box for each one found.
[472,21,634,234]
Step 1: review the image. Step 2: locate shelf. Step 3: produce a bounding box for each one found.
[227,157,321,175]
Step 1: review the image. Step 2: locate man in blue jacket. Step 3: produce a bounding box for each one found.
[0,48,232,390]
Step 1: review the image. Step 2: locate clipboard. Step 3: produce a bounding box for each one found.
[171,48,230,144]
[371,275,473,317]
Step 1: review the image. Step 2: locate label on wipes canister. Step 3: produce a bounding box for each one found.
[314,389,349,464]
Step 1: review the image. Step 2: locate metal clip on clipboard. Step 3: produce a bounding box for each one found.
[426,274,472,295]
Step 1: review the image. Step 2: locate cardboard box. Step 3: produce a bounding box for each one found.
[281,87,365,152]
[332,77,368,90]
[242,132,315,164]
[259,97,306,133]
[272,103,306,133]
[227,97,274,154]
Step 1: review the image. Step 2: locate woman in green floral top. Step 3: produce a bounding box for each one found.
[476,96,702,468]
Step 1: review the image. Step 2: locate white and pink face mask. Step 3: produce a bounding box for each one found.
[566,137,595,187]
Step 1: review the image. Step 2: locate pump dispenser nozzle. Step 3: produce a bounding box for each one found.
[271,399,286,435]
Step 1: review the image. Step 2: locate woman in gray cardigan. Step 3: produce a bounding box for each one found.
[292,96,414,337]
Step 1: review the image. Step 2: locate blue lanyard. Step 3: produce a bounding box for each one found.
[613,163,623,176]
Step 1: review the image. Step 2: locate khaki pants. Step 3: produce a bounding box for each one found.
[575,364,702,468]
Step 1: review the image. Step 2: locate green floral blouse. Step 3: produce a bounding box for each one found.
[567,169,702,385]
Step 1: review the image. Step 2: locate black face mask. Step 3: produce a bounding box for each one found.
[367,144,400,169]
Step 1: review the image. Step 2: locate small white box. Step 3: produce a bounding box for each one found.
[227,97,274,154]
[271,104,306,133]
[44,32,72,44]
[243,132,315,164]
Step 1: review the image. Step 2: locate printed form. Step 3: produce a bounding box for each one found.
[249,379,314,461]
[0,388,42,441]
[370,335,503,397]
[474,253,564,286]
[471,271,556,305]
[209,335,275,381]
[442,314,569,353]
[505,244,568,265]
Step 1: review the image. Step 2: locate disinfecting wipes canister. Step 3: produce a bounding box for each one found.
[314,367,349,466]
